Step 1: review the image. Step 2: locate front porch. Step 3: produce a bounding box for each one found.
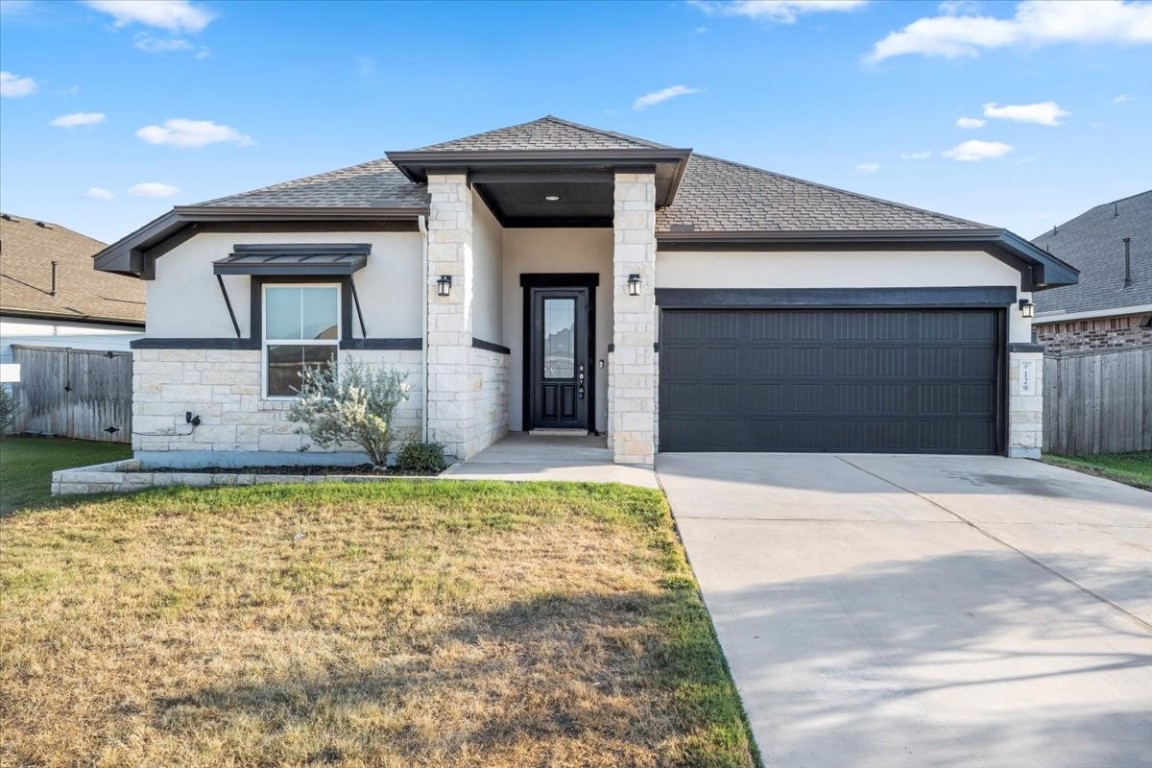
[441,433,659,488]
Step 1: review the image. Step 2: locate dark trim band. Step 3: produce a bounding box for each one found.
[472,337,511,355]
[655,286,1019,309]
[339,338,423,350]
[1008,343,1046,353]
[131,338,259,350]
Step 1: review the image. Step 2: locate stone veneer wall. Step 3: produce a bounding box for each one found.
[1034,313,1152,355]
[610,172,657,465]
[1008,350,1044,459]
[132,348,423,466]
[460,346,509,459]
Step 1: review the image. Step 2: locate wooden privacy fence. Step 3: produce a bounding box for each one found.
[1043,346,1152,455]
[10,345,132,443]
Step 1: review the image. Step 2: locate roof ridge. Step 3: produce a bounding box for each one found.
[194,156,398,205]
[689,153,989,228]
[534,115,672,149]
[0,213,107,245]
[413,115,672,151]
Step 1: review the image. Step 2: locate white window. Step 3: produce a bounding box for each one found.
[262,284,340,398]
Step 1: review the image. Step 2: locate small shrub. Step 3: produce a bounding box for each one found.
[397,441,448,474]
[287,360,410,467]
[0,386,20,434]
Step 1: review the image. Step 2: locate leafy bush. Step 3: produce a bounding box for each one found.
[0,386,20,434]
[397,440,448,474]
[287,360,410,467]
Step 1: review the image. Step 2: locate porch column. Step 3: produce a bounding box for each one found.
[610,171,657,465]
[1008,347,1044,458]
[426,173,475,460]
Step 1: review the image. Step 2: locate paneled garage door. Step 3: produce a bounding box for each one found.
[659,309,1003,454]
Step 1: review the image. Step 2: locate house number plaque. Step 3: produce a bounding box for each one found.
[1018,360,1035,396]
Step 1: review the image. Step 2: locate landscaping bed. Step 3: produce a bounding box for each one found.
[0,481,759,767]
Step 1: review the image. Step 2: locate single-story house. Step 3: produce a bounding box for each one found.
[1,213,145,366]
[1031,190,1151,354]
[93,116,1077,466]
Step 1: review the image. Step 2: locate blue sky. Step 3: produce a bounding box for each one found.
[1,0,1149,244]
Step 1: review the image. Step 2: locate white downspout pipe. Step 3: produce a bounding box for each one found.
[418,213,429,443]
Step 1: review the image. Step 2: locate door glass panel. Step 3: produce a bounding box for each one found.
[543,298,576,379]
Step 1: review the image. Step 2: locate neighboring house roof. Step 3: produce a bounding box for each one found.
[0,213,145,326]
[1032,190,1151,318]
[92,116,1078,290]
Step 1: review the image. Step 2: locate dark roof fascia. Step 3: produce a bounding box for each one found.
[0,307,145,328]
[386,148,693,207]
[656,229,1080,291]
[93,206,428,279]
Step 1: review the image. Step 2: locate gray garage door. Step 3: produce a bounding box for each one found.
[659,309,1003,454]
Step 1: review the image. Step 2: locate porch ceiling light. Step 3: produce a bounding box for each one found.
[437,274,452,297]
[1018,298,1035,318]
[627,273,641,297]
[545,195,560,201]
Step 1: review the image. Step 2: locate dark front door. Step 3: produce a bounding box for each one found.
[529,287,591,430]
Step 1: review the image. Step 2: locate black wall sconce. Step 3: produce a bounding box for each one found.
[437,275,452,297]
[1018,299,1035,318]
[627,273,641,296]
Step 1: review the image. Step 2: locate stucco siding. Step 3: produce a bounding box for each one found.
[502,228,614,433]
[147,231,424,339]
[656,249,1032,343]
[471,191,504,345]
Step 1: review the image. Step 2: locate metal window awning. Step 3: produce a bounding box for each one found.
[213,244,370,276]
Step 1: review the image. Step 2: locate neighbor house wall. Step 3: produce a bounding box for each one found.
[1034,312,1152,354]
[502,228,614,433]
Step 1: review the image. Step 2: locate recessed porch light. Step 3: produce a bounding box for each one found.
[544,195,560,201]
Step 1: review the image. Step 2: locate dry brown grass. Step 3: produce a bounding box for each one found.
[1,481,757,767]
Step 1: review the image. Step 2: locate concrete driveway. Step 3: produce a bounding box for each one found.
[658,453,1152,768]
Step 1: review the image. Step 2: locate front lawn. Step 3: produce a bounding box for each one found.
[0,437,132,515]
[0,481,759,767]
[1043,451,1152,491]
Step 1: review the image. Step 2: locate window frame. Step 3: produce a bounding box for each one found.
[260,281,343,400]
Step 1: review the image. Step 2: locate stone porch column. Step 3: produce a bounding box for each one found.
[610,171,657,465]
[425,173,474,460]
[1008,346,1044,458]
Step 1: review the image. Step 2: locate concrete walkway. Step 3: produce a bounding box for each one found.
[443,433,659,488]
[658,453,1152,768]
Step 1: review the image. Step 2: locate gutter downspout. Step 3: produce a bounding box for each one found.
[418,214,429,442]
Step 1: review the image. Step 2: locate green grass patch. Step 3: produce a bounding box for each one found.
[1043,451,1152,490]
[1,480,760,767]
[0,437,131,515]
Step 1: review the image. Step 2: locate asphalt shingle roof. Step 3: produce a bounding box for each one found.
[416,115,671,151]
[197,116,986,232]
[1032,191,1151,316]
[0,213,144,324]
[657,153,984,232]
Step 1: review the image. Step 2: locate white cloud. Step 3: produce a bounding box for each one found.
[85,187,115,200]
[132,33,208,56]
[956,116,986,128]
[0,70,37,98]
[84,0,213,33]
[49,112,106,128]
[867,0,1152,62]
[1112,93,1133,103]
[136,118,253,148]
[632,85,703,110]
[983,100,1068,125]
[690,0,868,24]
[943,139,1013,161]
[900,150,933,160]
[129,182,180,197]
[854,162,881,173]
